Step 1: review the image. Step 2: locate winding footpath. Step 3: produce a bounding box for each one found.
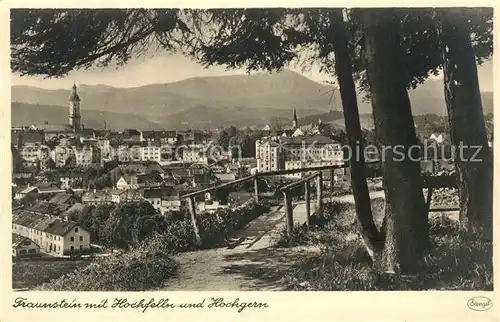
[164,191,384,291]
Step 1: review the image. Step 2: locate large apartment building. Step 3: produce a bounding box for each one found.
[256,135,344,178]
[255,139,283,173]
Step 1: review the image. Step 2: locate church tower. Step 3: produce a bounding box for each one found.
[292,107,298,129]
[69,83,81,132]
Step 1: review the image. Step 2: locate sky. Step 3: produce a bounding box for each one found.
[10,52,493,91]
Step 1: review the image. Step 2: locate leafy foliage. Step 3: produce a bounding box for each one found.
[282,201,492,291]
[35,235,179,291]
[11,8,492,97]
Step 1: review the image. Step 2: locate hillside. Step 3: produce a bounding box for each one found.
[12,70,493,130]
[162,105,323,129]
[11,70,336,124]
[11,102,162,131]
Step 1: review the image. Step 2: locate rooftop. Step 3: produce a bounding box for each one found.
[13,209,80,236]
[12,233,30,248]
[280,135,339,146]
[48,193,76,205]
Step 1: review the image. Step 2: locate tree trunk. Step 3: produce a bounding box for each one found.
[330,10,384,257]
[362,9,429,273]
[434,9,493,240]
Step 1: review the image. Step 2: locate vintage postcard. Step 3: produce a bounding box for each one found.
[1,1,498,321]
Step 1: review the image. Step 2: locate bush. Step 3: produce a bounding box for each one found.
[272,201,353,247]
[133,201,272,253]
[283,202,493,291]
[36,234,179,291]
[197,202,270,248]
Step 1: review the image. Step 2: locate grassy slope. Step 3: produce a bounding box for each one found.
[275,198,492,291]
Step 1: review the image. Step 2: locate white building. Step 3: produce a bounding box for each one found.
[255,139,282,173]
[115,174,139,190]
[12,210,91,256]
[161,196,182,214]
[72,145,98,167]
[281,136,344,178]
[12,234,40,257]
[182,144,208,163]
[51,145,75,168]
[141,145,161,162]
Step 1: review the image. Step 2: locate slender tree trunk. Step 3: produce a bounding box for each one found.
[362,9,429,273]
[434,9,493,240]
[330,10,384,257]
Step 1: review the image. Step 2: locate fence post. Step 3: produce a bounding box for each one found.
[187,196,202,245]
[283,190,293,238]
[330,168,335,193]
[304,180,311,229]
[253,175,259,203]
[316,172,323,210]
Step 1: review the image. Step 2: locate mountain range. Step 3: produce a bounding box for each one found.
[11,70,493,130]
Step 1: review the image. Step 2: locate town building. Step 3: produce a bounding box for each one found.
[14,186,39,200]
[255,138,282,173]
[82,190,113,205]
[161,196,182,213]
[48,192,79,206]
[12,233,40,257]
[111,189,144,203]
[59,173,81,189]
[122,129,143,142]
[255,133,344,178]
[141,144,161,162]
[280,135,344,178]
[115,174,139,190]
[12,210,91,256]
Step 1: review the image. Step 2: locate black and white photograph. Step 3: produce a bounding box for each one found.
[9,7,494,296]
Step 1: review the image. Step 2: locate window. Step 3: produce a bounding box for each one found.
[70,246,74,251]
[19,250,27,254]
[70,237,74,242]
[74,227,79,233]
[28,249,36,253]
[79,236,83,242]
[23,241,31,246]
[80,245,83,250]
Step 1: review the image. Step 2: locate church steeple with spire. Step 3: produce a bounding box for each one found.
[293,107,298,129]
[69,83,81,132]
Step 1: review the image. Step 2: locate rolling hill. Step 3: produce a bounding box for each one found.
[11,69,493,130]
[11,102,162,131]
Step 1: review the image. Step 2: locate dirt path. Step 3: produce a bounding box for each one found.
[165,194,364,291]
[164,204,322,291]
[164,190,459,291]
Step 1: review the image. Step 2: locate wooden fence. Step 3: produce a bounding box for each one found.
[179,159,458,244]
[280,171,323,238]
[180,162,356,244]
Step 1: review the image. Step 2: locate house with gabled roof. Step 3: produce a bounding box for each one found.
[48,192,78,206]
[12,209,90,256]
[12,233,40,257]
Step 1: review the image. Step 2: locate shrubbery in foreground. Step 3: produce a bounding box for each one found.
[282,200,493,291]
[35,235,179,291]
[35,201,270,291]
